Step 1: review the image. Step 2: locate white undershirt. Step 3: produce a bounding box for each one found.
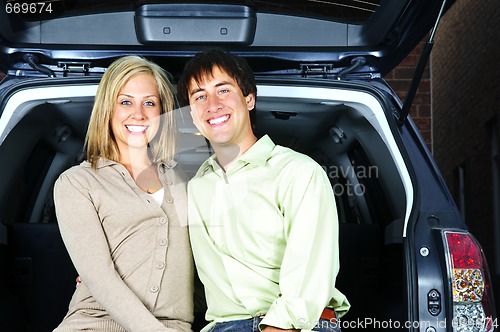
[149,187,165,206]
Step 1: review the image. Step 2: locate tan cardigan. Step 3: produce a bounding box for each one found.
[53,159,194,332]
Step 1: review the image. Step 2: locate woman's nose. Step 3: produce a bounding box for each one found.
[131,104,146,119]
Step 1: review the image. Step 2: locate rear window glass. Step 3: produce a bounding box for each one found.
[254,0,382,22]
[12,0,382,23]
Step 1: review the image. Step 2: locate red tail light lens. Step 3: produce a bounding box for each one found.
[444,231,496,332]
[446,232,482,269]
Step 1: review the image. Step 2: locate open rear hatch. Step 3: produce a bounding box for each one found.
[0,0,455,78]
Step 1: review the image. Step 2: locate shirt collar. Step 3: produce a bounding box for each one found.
[238,134,275,166]
[198,134,275,175]
[81,158,177,169]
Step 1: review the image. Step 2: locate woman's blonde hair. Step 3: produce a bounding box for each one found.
[85,56,176,168]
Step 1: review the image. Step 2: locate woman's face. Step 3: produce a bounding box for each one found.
[111,73,161,154]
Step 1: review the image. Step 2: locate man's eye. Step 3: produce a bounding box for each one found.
[195,95,206,101]
[219,89,229,94]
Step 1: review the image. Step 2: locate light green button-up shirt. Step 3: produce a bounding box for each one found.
[188,135,350,331]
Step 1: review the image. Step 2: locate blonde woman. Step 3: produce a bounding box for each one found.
[53,56,193,332]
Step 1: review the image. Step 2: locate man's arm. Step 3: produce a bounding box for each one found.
[260,160,340,331]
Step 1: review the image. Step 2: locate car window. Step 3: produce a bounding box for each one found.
[253,0,381,21]
[13,0,382,22]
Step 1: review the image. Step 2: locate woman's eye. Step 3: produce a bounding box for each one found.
[144,101,155,107]
[120,100,131,105]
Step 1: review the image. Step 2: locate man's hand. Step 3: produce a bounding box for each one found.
[262,327,299,332]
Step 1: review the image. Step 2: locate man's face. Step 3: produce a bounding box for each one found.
[188,66,255,147]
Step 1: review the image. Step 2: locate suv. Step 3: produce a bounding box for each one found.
[0,1,496,331]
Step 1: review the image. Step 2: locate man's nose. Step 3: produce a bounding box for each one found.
[207,95,223,113]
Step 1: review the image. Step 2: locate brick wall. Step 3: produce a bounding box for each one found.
[432,0,500,313]
[386,40,432,151]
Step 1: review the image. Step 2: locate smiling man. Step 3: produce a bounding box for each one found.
[187,64,257,168]
[177,49,350,332]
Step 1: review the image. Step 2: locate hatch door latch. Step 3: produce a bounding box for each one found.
[300,64,333,78]
[57,62,91,76]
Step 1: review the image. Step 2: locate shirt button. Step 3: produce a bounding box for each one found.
[155,262,165,269]
[159,167,165,173]
[167,180,173,185]
[166,196,174,203]
[159,238,168,246]
[150,286,159,293]
[159,218,167,224]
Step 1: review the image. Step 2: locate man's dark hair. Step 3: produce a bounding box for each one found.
[176,49,257,109]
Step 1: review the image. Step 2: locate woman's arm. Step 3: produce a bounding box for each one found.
[54,172,175,332]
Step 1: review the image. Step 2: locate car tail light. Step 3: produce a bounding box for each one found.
[444,231,496,332]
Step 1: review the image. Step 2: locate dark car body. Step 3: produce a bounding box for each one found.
[0,0,496,331]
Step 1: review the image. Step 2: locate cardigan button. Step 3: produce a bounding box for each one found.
[166,196,174,203]
[150,286,159,293]
[155,262,165,269]
[159,238,168,246]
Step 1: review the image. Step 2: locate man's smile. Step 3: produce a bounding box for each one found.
[208,114,230,126]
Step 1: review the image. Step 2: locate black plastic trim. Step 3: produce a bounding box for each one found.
[135,4,256,45]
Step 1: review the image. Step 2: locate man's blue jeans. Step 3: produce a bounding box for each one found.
[207,317,341,332]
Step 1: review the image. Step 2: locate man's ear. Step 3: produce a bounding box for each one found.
[245,94,256,110]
